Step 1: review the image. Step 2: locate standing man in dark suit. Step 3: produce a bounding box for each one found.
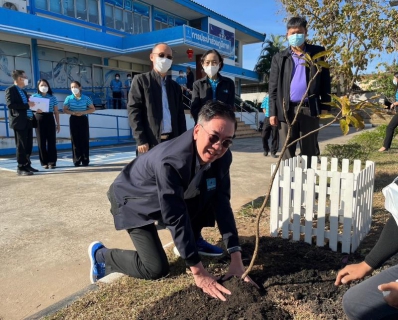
[127,43,186,154]
[5,70,39,175]
[88,101,256,300]
[269,17,331,167]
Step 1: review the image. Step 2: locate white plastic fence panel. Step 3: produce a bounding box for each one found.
[293,167,303,241]
[270,164,279,236]
[342,173,355,253]
[282,166,292,238]
[316,164,328,247]
[329,171,341,251]
[305,168,316,244]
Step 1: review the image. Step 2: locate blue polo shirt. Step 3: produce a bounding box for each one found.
[176,76,187,86]
[16,86,33,118]
[110,79,123,92]
[261,96,269,117]
[63,94,93,112]
[31,93,58,113]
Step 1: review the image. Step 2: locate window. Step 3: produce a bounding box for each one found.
[115,7,124,31]
[88,0,99,24]
[154,9,187,31]
[105,4,114,29]
[64,0,75,18]
[38,0,99,24]
[36,0,48,10]
[76,0,87,21]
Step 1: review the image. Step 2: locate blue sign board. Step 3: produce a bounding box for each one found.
[184,26,233,56]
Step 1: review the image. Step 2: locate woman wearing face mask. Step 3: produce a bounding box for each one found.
[31,79,60,169]
[378,72,398,152]
[190,49,235,123]
[63,81,95,166]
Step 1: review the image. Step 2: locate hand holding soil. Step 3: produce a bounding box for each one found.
[335,261,374,285]
[191,262,231,301]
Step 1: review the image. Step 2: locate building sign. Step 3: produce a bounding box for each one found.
[184,26,233,56]
[209,23,235,53]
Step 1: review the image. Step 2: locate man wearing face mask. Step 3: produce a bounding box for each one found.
[190,49,235,123]
[269,16,331,167]
[110,73,123,109]
[5,69,39,175]
[127,43,186,154]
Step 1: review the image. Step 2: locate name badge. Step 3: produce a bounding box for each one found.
[206,178,216,191]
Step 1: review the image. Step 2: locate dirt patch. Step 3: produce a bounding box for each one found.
[136,233,354,320]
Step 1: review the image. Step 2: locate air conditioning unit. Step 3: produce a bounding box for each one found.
[1,0,27,12]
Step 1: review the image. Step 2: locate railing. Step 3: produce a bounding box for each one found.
[0,104,132,144]
[0,104,9,137]
[234,95,260,130]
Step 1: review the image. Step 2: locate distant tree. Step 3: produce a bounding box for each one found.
[254,35,286,83]
[366,62,398,101]
[278,0,398,96]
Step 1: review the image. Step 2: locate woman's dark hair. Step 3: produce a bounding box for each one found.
[197,100,237,131]
[71,80,81,88]
[394,72,398,78]
[200,49,224,72]
[36,79,53,95]
[115,73,120,77]
[286,16,307,30]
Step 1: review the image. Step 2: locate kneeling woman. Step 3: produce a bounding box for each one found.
[63,81,95,166]
[32,79,60,169]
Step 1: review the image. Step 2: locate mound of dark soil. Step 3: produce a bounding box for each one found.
[137,236,363,320]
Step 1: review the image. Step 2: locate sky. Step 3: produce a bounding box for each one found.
[193,0,396,74]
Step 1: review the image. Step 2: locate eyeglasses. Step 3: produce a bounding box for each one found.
[152,52,173,60]
[203,60,219,66]
[200,124,233,149]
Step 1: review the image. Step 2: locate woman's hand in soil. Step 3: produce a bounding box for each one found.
[335,261,373,285]
[190,262,231,301]
[379,281,398,308]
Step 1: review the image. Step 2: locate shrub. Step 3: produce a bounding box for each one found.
[349,125,390,147]
[322,143,370,167]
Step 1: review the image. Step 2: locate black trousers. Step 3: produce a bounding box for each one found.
[14,121,33,167]
[104,194,214,280]
[35,113,57,166]
[383,113,398,149]
[69,115,89,164]
[279,108,319,168]
[112,92,122,109]
[262,116,279,154]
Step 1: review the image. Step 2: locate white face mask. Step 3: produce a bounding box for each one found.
[40,86,48,93]
[116,77,120,80]
[71,88,80,95]
[154,57,172,74]
[127,77,132,80]
[23,78,29,86]
[203,65,219,78]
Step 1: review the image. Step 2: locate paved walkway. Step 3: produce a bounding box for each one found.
[0,126,367,320]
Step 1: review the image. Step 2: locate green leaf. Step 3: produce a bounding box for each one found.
[319,113,335,119]
[312,49,333,61]
[340,119,349,135]
[316,61,330,68]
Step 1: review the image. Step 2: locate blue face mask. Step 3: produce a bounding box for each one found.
[288,33,305,47]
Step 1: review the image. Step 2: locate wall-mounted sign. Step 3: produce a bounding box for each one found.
[184,26,233,56]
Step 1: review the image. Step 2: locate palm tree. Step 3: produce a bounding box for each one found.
[254,35,286,83]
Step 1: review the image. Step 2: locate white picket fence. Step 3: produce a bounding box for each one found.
[270,156,375,253]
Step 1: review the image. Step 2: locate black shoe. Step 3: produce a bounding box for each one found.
[26,164,39,172]
[74,162,81,167]
[82,162,89,167]
[17,166,33,176]
[271,153,278,158]
[263,151,269,156]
